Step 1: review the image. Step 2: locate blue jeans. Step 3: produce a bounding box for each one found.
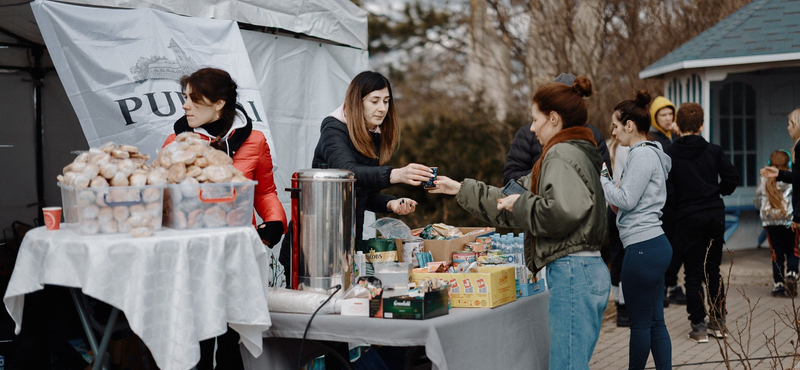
[622,234,672,370]
[546,255,611,370]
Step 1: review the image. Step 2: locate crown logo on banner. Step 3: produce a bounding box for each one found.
[130,39,199,83]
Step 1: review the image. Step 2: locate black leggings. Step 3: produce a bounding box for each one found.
[765,225,800,284]
[621,234,672,370]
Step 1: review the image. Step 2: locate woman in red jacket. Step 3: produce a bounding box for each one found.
[162,68,287,246]
[162,67,286,370]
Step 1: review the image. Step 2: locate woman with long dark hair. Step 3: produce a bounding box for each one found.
[601,91,672,369]
[312,71,433,239]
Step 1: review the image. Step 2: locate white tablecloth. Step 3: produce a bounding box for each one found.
[3,226,273,370]
[245,293,550,370]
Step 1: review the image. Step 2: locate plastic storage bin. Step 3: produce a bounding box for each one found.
[162,181,256,229]
[58,183,165,235]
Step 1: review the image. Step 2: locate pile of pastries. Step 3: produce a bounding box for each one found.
[153,132,253,230]
[57,142,161,237]
[57,134,254,236]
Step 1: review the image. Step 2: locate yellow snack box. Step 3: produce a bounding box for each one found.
[411,265,517,308]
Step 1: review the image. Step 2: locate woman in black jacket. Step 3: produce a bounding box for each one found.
[312,71,433,240]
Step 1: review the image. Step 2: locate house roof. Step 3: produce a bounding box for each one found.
[640,0,800,79]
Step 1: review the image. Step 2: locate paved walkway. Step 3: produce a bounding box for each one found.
[591,248,800,369]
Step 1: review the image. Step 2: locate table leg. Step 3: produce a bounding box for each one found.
[93,308,119,370]
[69,288,119,370]
[69,289,99,356]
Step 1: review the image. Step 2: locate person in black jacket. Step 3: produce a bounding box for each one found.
[665,102,739,343]
[762,107,800,232]
[312,71,433,241]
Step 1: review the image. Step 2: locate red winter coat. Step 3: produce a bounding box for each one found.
[162,130,287,232]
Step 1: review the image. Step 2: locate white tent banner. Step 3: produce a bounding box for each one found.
[241,30,370,239]
[30,0,276,163]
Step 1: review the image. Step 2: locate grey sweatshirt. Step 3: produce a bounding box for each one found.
[601,141,672,246]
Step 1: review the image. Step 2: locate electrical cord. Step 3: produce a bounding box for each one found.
[296,284,342,370]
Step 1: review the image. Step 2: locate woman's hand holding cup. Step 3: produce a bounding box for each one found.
[391,163,434,186]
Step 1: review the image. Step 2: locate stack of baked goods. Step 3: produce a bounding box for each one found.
[154,132,255,230]
[57,142,162,237]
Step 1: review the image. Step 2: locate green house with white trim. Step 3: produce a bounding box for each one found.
[640,0,800,248]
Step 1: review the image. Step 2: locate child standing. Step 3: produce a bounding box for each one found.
[755,150,799,296]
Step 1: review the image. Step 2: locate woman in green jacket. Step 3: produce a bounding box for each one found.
[429,76,610,370]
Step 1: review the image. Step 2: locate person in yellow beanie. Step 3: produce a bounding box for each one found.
[649,96,677,147]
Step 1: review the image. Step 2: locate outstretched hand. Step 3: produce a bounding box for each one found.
[391,163,434,186]
[426,176,461,195]
[760,166,779,178]
[387,198,417,215]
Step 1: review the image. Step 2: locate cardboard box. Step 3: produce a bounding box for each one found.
[382,287,449,320]
[517,280,546,297]
[417,227,494,262]
[411,265,517,308]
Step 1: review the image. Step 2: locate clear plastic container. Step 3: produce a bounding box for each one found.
[162,181,256,229]
[58,183,165,235]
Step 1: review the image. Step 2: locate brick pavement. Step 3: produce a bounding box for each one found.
[591,248,800,369]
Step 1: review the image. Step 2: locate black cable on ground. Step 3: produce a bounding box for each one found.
[296,284,342,370]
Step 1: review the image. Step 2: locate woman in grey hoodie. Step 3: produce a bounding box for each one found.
[601,91,673,370]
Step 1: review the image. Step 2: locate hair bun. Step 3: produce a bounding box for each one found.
[635,90,651,107]
[572,76,592,98]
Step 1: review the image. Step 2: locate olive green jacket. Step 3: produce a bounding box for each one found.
[455,140,608,272]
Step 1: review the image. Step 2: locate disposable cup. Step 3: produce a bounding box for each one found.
[43,207,62,230]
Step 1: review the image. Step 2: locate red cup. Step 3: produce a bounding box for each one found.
[43,207,62,230]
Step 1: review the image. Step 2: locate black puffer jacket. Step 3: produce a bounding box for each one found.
[312,116,395,240]
[503,124,611,184]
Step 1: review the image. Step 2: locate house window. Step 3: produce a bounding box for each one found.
[718,82,757,187]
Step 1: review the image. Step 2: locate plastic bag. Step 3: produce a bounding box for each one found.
[370,217,413,239]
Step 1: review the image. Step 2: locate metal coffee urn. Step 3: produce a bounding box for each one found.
[287,169,356,293]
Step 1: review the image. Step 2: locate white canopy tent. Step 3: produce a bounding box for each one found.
[0,0,370,238]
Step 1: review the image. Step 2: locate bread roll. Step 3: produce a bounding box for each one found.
[130,227,153,238]
[81,205,100,219]
[79,219,99,235]
[226,207,249,226]
[97,207,113,224]
[142,187,161,203]
[129,172,147,186]
[204,206,227,228]
[113,206,129,222]
[187,209,205,229]
[203,165,232,183]
[100,220,118,234]
[167,163,187,183]
[110,172,129,187]
[90,176,109,188]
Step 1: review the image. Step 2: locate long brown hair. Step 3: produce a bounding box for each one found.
[766,150,791,216]
[343,71,399,165]
[180,68,238,149]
